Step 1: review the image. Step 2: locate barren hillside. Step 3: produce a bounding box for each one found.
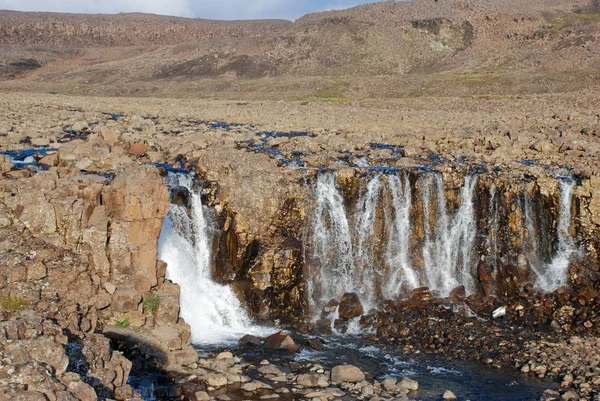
[1,0,599,99]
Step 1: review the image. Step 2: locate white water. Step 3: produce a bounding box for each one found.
[309,171,479,310]
[530,178,577,292]
[422,174,478,296]
[158,174,271,345]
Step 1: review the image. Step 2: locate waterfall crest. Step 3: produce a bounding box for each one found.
[158,174,270,345]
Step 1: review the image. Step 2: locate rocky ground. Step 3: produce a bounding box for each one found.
[0,90,600,401]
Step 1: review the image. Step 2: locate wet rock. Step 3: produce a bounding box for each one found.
[399,377,419,391]
[331,365,365,384]
[540,390,561,401]
[241,381,273,391]
[263,331,299,353]
[238,334,262,347]
[410,287,433,302]
[443,390,457,400]
[338,293,364,319]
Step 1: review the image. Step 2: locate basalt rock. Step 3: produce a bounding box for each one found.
[338,292,364,319]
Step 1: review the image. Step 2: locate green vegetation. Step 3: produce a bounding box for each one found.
[300,97,346,105]
[48,90,58,95]
[143,295,160,315]
[0,296,30,311]
[115,318,130,328]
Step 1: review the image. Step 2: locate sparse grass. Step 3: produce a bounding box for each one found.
[300,97,346,105]
[143,295,160,315]
[48,90,57,95]
[115,318,130,328]
[0,296,30,311]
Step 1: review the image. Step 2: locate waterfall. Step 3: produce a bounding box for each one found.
[422,174,478,296]
[307,169,578,315]
[532,178,577,292]
[384,173,418,297]
[158,173,270,345]
[308,171,479,309]
[310,172,355,306]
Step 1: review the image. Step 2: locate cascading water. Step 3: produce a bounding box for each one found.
[384,173,418,297]
[308,169,578,314]
[422,174,478,296]
[308,171,480,310]
[530,177,577,292]
[158,173,270,345]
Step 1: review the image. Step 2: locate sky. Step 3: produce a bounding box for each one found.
[0,0,384,21]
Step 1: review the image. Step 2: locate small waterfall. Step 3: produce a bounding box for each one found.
[310,173,355,306]
[158,173,270,345]
[422,174,478,296]
[532,178,577,291]
[307,169,578,315]
[384,173,418,297]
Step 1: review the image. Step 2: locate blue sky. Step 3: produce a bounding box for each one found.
[0,0,384,20]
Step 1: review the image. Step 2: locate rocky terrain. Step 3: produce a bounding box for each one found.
[1,0,600,400]
[0,0,599,98]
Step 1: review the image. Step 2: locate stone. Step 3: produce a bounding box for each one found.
[152,325,181,350]
[338,293,364,319]
[238,334,262,347]
[331,365,365,384]
[540,390,561,401]
[111,288,141,312]
[129,142,149,156]
[27,261,47,281]
[31,138,50,147]
[103,282,117,295]
[99,128,119,146]
[242,381,273,391]
[216,351,234,360]
[442,390,457,400]
[193,391,210,401]
[206,374,228,387]
[410,287,433,302]
[297,374,320,387]
[448,285,466,301]
[72,121,89,131]
[67,381,97,401]
[168,345,198,366]
[562,391,580,401]
[399,377,419,391]
[492,306,506,319]
[155,282,180,325]
[264,331,300,353]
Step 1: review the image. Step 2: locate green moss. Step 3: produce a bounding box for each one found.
[143,295,160,315]
[115,318,130,328]
[0,296,30,311]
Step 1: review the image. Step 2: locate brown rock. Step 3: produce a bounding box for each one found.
[338,292,364,319]
[111,288,141,312]
[99,128,119,147]
[331,364,365,384]
[264,331,299,353]
[410,287,433,302]
[129,142,149,156]
[155,281,180,325]
[67,381,97,401]
[26,261,47,281]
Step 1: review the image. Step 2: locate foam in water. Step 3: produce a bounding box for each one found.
[530,177,577,291]
[158,174,271,345]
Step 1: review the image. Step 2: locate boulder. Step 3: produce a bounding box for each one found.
[99,128,119,146]
[129,142,149,156]
[155,282,180,325]
[111,288,141,312]
[410,287,433,302]
[331,365,365,384]
[238,334,262,347]
[263,331,299,353]
[338,293,364,319]
[442,390,457,400]
[399,377,419,391]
